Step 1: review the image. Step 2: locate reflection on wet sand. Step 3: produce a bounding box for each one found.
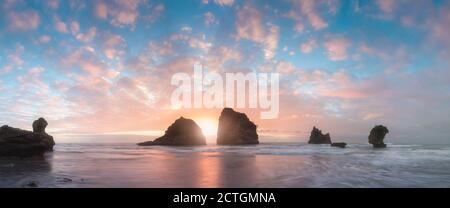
[214,153,257,187]
[133,151,258,187]
[2,143,450,188]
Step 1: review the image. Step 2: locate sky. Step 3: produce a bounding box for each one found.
[1,0,450,144]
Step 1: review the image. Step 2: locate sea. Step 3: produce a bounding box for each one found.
[1,142,450,188]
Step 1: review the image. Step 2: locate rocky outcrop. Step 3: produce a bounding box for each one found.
[137,117,206,146]
[0,118,55,157]
[308,127,331,144]
[331,142,347,148]
[368,125,389,148]
[217,108,259,145]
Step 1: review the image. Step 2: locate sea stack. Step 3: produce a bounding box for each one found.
[0,118,55,157]
[308,126,332,144]
[368,125,389,148]
[137,117,206,146]
[217,108,259,145]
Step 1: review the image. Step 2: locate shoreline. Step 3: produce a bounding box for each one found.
[1,143,450,188]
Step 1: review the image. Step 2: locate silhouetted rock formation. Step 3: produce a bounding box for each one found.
[331,142,347,148]
[0,118,55,157]
[137,117,206,146]
[368,125,389,148]
[217,108,259,145]
[308,127,331,144]
[32,118,48,134]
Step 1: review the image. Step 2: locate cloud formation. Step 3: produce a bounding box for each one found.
[94,0,145,27]
[235,4,279,60]
[1,0,450,144]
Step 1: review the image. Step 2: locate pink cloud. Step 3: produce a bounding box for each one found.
[400,16,414,27]
[188,37,212,52]
[7,10,40,31]
[299,0,328,30]
[59,46,110,77]
[38,35,51,44]
[377,0,395,13]
[284,0,331,32]
[204,12,218,26]
[68,21,97,42]
[144,4,165,23]
[3,0,22,9]
[94,0,146,27]
[1,44,24,74]
[324,37,350,61]
[76,27,97,42]
[70,21,80,35]
[205,46,242,68]
[276,61,296,74]
[46,0,59,9]
[300,38,316,53]
[235,5,265,42]
[214,0,234,7]
[16,67,49,96]
[295,69,383,100]
[359,43,388,60]
[429,7,450,45]
[363,112,383,120]
[235,5,279,60]
[102,33,127,59]
[79,62,104,75]
[148,41,174,56]
[294,23,304,33]
[95,1,108,19]
[54,16,69,33]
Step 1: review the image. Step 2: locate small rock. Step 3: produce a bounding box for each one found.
[25,181,39,188]
[331,142,347,148]
[58,177,73,183]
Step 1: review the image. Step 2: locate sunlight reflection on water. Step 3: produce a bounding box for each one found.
[1,143,450,188]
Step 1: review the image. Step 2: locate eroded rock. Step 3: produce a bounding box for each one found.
[137,117,206,146]
[0,118,55,157]
[308,127,332,144]
[217,108,259,145]
[368,125,389,148]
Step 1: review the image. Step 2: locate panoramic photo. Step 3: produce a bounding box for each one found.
[1,0,450,190]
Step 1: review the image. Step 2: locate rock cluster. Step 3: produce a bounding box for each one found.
[0,118,55,157]
[308,127,348,148]
[136,108,389,149]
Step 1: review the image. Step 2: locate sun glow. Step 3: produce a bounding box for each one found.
[196,119,218,137]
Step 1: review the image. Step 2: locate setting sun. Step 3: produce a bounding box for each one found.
[196,119,218,137]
